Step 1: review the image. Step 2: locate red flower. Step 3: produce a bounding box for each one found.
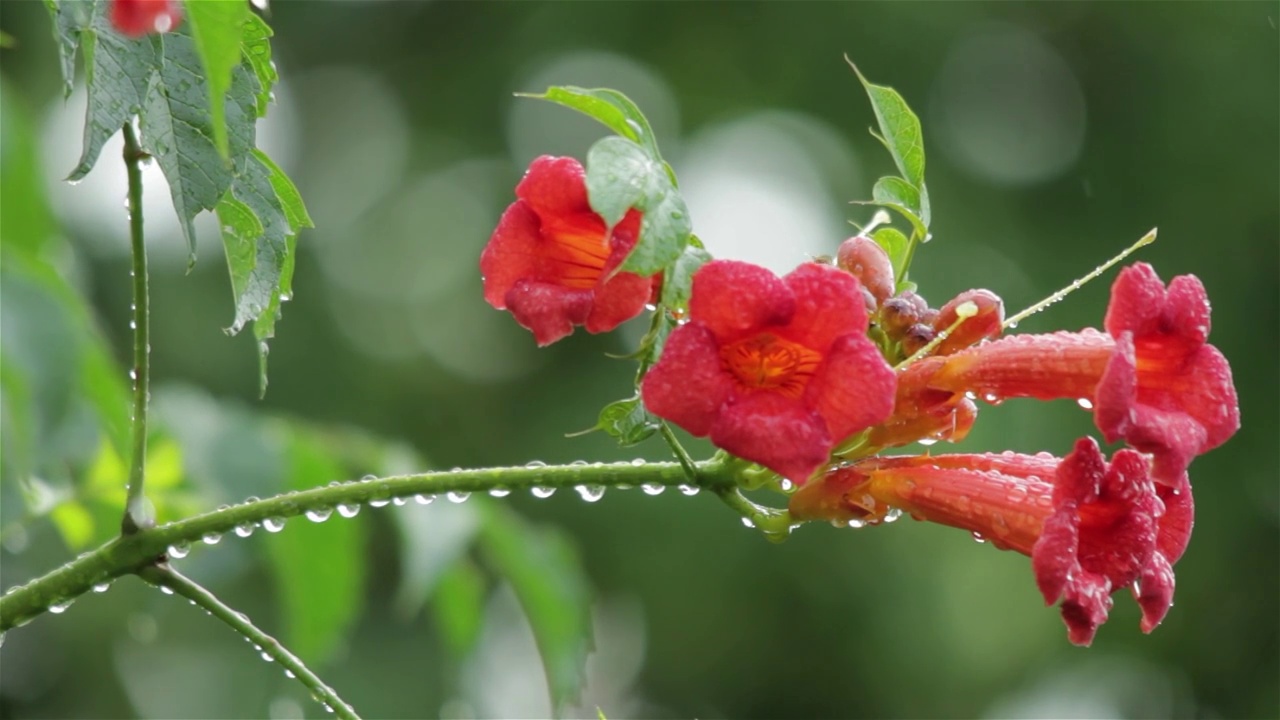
[914,263,1238,484]
[641,260,896,484]
[481,156,656,345]
[110,0,182,37]
[789,437,1192,645]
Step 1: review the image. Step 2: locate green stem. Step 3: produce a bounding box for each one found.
[121,123,151,535]
[138,565,360,719]
[1,459,738,632]
[659,422,697,480]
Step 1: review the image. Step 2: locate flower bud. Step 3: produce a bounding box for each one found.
[932,289,1004,355]
[901,323,935,357]
[836,236,895,306]
[879,291,929,338]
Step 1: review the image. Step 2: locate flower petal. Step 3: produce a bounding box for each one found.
[480,201,542,310]
[641,324,734,436]
[709,393,830,484]
[515,156,593,217]
[779,263,869,352]
[688,261,795,343]
[804,333,896,442]
[504,280,593,346]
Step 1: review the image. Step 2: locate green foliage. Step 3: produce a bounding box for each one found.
[44,0,308,391]
[478,503,594,713]
[430,560,487,658]
[592,395,660,446]
[266,429,367,666]
[519,85,666,162]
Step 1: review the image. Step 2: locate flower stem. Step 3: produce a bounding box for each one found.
[1,459,738,631]
[138,564,360,720]
[121,122,151,535]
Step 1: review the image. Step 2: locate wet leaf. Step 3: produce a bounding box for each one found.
[584,136,691,276]
[594,396,659,446]
[659,238,711,311]
[184,0,250,157]
[521,85,663,161]
[850,62,927,190]
[239,14,277,117]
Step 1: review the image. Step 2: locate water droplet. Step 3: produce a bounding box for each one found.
[981,393,1003,405]
[413,494,436,505]
[883,508,903,523]
[128,369,137,381]
[201,532,222,545]
[1076,397,1094,410]
[631,458,646,467]
[263,517,286,533]
[971,531,987,544]
[235,523,256,537]
[847,518,866,529]
[261,651,273,662]
[369,498,390,508]
[167,541,190,559]
[92,581,112,593]
[918,437,938,447]
[336,503,361,518]
[741,517,756,529]
[575,485,605,502]
[50,599,74,613]
[159,585,174,595]
[284,669,296,679]
[446,491,471,504]
[678,484,700,496]
[525,460,547,468]
[641,483,665,496]
[392,496,408,506]
[531,486,556,498]
[488,487,511,498]
[778,478,795,492]
[360,474,377,483]
[305,507,333,523]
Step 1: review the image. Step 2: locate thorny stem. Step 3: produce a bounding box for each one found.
[139,565,360,720]
[0,459,744,632]
[121,123,151,535]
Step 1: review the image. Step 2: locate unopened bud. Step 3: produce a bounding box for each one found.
[836,236,895,306]
[902,323,936,357]
[880,291,929,337]
[932,289,1004,355]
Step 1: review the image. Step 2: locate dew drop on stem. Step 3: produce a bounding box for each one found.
[641,483,665,496]
[531,486,556,499]
[234,523,256,538]
[575,485,605,502]
[49,599,74,613]
[263,517,287,533]
[336,503,361,518]
[488,487,511,498]
[413,494,436,505]
[678,484,700,496]
[305,507,333,523]
[92,581,112,593]
[167,541,190,559]
[158,586,174,596]
[446,491,471,504]
[392,496,408,506]
[202,532,222,545]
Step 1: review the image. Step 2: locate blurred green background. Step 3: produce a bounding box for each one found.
[1,2,1277,718]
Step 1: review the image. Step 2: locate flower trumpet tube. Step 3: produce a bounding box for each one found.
[912,263,1239,485]
[790,438,1193,645]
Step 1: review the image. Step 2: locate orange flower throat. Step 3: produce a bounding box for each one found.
[542,215,611,290]
[721,333,821,398]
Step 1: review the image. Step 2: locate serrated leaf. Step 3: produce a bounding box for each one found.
[44,0,93,98]
[522,86,662,161]
[850,63,926,191]
[266,429,366,666]
[595,396,659,446]
[872,226,911,282]
[68,15,158,181]
[431,559,487,659]
[184,0,249,158]
[478,504,593,713]
[239,14,276,118]
[252,149,313,230]
[658,239,711,310]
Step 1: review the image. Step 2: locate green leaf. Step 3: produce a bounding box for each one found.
[184,0,249,158]
[872,226,911,282]
[478,504,593,712]
[44,0,93,98]
[391,499,480,620]
[253,149,313,230]
[215,151,299,395]
[584,136,691,276]
[239,14,277,118]
[594,396,659,446]
[658,238,711,310]
[521,85,663,161]
[863,176,928,238]
[69,16,158,181]
[850,62,926,190]
[266,428,366,666]
[431,559,487,659]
